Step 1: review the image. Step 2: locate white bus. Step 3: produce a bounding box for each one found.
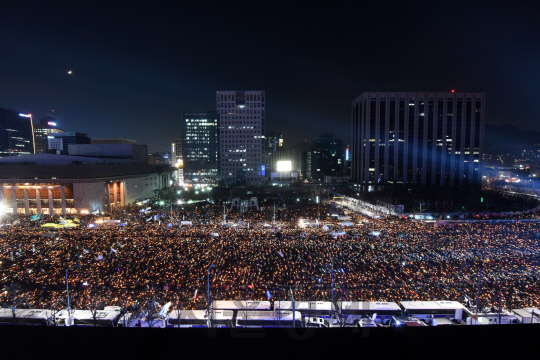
[166,310,234,328]
[335,301,402,326]
[521,308,540,323]
[399,301,466,325]
[54,309,121,327]
[0,308,50,326]
[466,310,519,325]
[274,301,335,320]
[236,310,303,328]
[511,309,540,324]
[211,300,271,311]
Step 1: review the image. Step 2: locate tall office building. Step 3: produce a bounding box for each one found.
[351,92,485,190]
[307,134,344,180]
[33,117,63,153]
[217,90,265,184]
[0,108,35,157]
[182,112,220,183]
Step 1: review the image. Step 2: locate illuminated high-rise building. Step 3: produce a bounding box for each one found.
[0,108,35,157]
[182,112,220,183]
[33,117,63,154]
[217,90,265,184]
[351,91,485,190]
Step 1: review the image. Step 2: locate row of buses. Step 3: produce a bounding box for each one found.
[1,300,539,328]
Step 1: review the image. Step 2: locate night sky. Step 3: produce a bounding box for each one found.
[2,1,539,152]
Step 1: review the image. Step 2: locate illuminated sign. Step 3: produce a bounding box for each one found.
[345,148,350,161]
[47,121,57,126]
[276,160,292,172]
[261,164,265,176]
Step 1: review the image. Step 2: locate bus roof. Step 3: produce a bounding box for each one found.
[167,310,233,320]
[0,308,50,320]
[336,301,401,311]
[400,301,465,310]
[512,309,535,318]
[274,301,334,311]
[55,310,119,321]
[212,300,271,310]
[523,308,540,316]
[236,310,301,321]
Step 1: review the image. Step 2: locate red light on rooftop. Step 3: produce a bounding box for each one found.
[451,89,455,93]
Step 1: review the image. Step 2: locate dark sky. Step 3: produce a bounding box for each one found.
[2,1,539,152]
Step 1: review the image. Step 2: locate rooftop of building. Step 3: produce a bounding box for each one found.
[0,154,174,180]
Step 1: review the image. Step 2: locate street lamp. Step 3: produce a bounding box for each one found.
[66,263,81,326]
[207,264,215,327]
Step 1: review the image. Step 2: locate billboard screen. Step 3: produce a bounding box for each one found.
[276,160,292,172]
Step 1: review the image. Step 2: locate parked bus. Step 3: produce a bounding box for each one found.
[211,300,271,311]
[399,301,466,325]
[0,308,50,326]
[274,301,335,320]
[236,310,303,328]
[166,310,234,328]
[335,301,402,326]
[466,309,519,325]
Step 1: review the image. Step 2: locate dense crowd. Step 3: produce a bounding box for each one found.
[1,202,540,314]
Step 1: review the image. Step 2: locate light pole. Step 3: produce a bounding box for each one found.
[207,263,215,327]
[66,263,81,326]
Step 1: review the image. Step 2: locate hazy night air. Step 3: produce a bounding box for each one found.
[1,2,539,152]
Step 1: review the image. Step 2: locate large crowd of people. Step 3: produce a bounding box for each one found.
[1,200,540,314]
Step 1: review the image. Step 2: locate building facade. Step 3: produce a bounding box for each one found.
[0,163,173,215]
[307,134,344,181]
[0,108,34,157]
[171,138,183,184]
[217,91,265,184]
[33,117,63,154]
[351,92,485,190]
[48,132,91,153]
[182,112,220,184]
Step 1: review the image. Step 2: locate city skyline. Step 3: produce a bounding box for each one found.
[1,2,539,152]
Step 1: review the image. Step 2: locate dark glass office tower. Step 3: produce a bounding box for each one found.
[182,111,220,183]
[0,108,34,157]
[351,92,485,190]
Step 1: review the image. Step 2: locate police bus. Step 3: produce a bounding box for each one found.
[399,301,466,325]
[235,310,303,328]
[0,308,50,326]
[54,309,121,327]
[211,300,271,311]
[274,301,335,320]
[166,310,234,328]
[335,301,402,326]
